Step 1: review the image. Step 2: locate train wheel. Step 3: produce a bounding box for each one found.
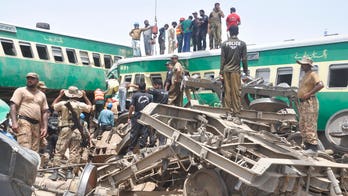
[183,168,228,196]
[325,109,348,153]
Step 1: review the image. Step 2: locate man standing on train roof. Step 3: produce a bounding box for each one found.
[220,26,247,125]
[129,22,151,57]
[226,7,241,31]
[209,2,224,49]
[176,17,185,53]
[297,56,324,156]
[49,86,92,180]
[199,9,209,51]
[168,21,177,54]
[143,19,154,56]
[192,12,201,51]
[10,72,49,152]
[158,24,169,55]
[168,55,184,106]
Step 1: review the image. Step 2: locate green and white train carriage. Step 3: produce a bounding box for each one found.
[110,35,348,151]
[0,22,133,101]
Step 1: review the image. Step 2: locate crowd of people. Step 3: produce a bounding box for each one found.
[129,2,241,56]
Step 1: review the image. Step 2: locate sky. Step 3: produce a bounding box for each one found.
[2,0,348,50]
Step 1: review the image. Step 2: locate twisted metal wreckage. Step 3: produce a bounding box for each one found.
[3,79,348,195]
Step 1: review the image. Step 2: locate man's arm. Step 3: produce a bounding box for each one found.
[82,90,92,106]
[220,46,225,75]
[303,81,324,99]
[241,43,248,75]
[40,110,48,137]
[52,89,65,107]
[128,105,135,122]
[10,103,19,133]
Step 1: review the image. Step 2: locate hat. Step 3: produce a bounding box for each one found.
[64,86,83,98]
[296,56,313,66]
[26,72,39,79]
[192,12,198,15]
[37,81,47,89]
[171,55,179,59]
[179,17,185,21]
[107,102,113,109]
[134,22,139,26]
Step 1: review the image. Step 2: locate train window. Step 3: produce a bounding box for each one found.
[124,75,132,83]
[299,65,318,85]
[329,64,348,88]
[276,67,293,86]
[52,47,63,62]
[36,44,49,60]
[191,73,201,79]
[150,74,163,86]
[66,49,77,63]
[93,53,101,67]
[1,39,16,56]
[204,72,215,80]
[114,55,122,64]
[134,74,145,84]
[256,68,270,82]
[19,42,33,58]
[104,55,113,69]
[80,51,90,65]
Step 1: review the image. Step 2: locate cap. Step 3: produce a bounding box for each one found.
[171,55,179,59]
[107,102,113,109]
[37,81,47,89]
[134,22,139,26]
[296,56,313,67]
[179,17,185,21]
[192,12,198,15]
[26,72,39,79]
[64,86,83,98]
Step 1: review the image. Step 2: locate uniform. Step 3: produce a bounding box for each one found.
[220,36,248,115]
[52,100,91,167]
[168,62,184,106]
[209,8,224,49]
[298,71,321,145]
[128,91,153,151]
[10,87,49,152]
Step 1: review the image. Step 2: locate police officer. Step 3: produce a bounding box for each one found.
[127,82,153,152]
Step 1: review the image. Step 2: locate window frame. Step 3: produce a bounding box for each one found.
[276,67,293,86]
[79,50,90,65]
[36,44,49,60]
[52,46,64,62]
[328,63,348,88]
[1,39,17,56]
[66,48,77,64]
[19,41,33,58]
[255,68,271,83]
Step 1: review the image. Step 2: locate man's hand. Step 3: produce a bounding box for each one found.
[81,90,86,97]
[11,121,19,133]
[40,128,47,138]
[303,92,312,100]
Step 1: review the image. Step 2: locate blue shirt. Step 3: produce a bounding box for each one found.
[98,109,114,126]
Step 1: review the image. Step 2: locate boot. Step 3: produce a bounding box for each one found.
[48,169,59,181]
[66,168,74,179]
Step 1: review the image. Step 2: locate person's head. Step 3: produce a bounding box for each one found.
[188,16,193,20]
[297,56,314,72]
[26,72,39,89]
[107,102,113,110]
[164,24,169,30]
[199,9,205,16]
[179,17,185,23]
[172,21,177,28]
[171,55,179,63]
[230,7,236,13]
[214,3,220,9]
[64,86,83,99]
[192,12,198,18]
[229,25,239,36]
[134,22,139,28]
[144,20,149,26]
[165,61,173,70]
[137,82,146,91]
[152,79,163,89]
[37,81,47,92]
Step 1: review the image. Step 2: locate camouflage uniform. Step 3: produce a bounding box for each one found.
[168,61,184,106]
[298,97,319,145]
[52,100,91,166]
[16,119,41,151]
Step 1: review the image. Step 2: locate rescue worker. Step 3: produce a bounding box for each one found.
[158,24,169,54]
[297,56,324,155]
[94,88,105,119]
[143,19,154,56]
[49,86,92,181]
[37,81,48,93]
[220,26,248,125]
[10,72,49,152]
[168,22,177,54]
[127,82,153,152]
[164,61,174,91]
[176,17,185,53]
[209,2,224,49]
[129,22,151,57]
[168,55,184,106]
[96,102,114,140]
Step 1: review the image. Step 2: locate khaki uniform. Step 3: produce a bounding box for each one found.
[168,62,183,106]
[209,9,224,49]
[52,100,91,166]
[298,71,321,145]
[168,27,176,54]
[10,87,49,152]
